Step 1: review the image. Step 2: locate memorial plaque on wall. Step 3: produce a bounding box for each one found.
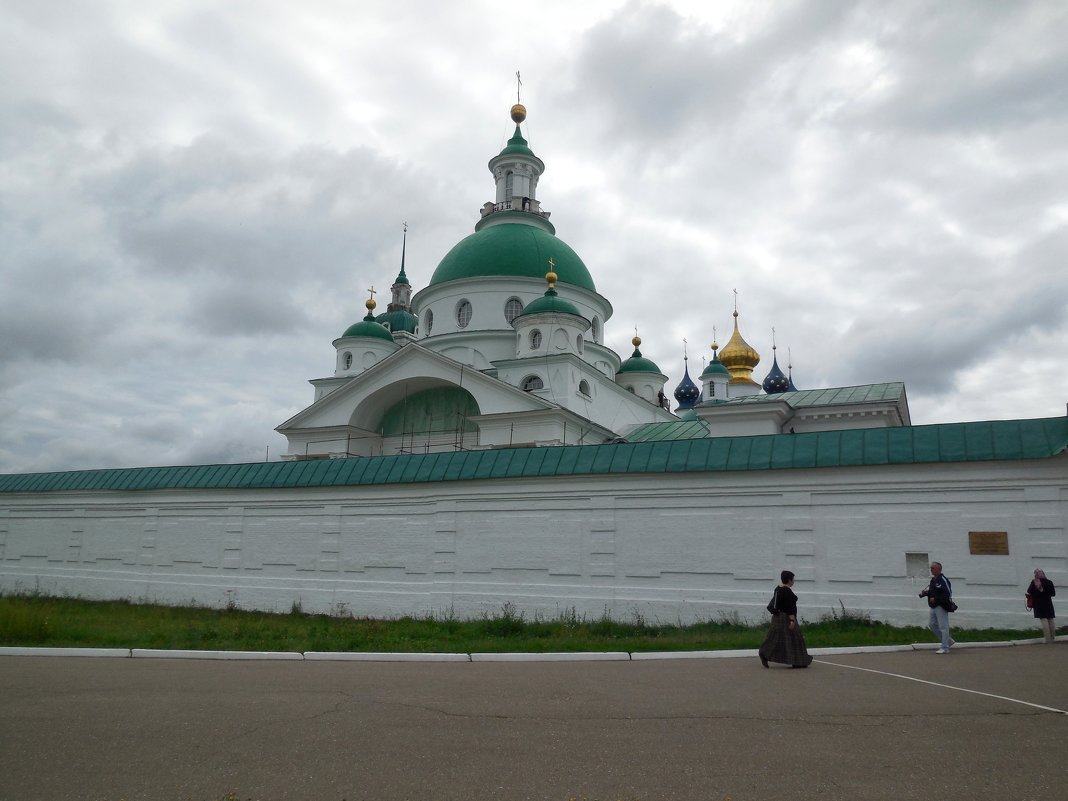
[969,531,1009,555]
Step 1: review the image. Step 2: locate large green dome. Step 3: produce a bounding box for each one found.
[430,223,596,291]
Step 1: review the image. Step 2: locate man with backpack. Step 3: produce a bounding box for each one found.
[919,561,956,654]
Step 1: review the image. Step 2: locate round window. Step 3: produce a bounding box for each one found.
[456,300,472,329]
[522,375,544,391]
[504,298,524,324]
[343,352,353,370]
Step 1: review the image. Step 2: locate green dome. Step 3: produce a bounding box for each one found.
[499,126,535,157]
[701,356,731,378]
[341,314,395,342]
[617,347,662,375]
[430,223,596,291]
[376,308,418,333]
[519,288,583,319]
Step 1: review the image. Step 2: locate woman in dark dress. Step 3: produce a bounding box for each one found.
[1027,568,1056,643]
[759,570,813,668]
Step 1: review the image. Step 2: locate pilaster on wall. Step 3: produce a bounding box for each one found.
[139,508,158,567]
[586,499,616,578]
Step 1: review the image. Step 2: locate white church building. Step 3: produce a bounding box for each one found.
[1,102,1065,630]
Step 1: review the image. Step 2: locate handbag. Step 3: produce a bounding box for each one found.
[1026,592,1033,610]
[766,587,778,614]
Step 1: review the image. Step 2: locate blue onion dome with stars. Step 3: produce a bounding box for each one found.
[674,356,701,410]
[762,343,791,394]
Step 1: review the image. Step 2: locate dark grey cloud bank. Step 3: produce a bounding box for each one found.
[1,0,1066,472]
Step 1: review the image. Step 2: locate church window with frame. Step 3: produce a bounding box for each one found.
[591,316,601,343]
[529,329,542,350]
[456,300,472,329]
[521,375,544,391]
[425,309,434,334]
[504,297,524,324]
[578,379,591,397]
[343,352,352,370]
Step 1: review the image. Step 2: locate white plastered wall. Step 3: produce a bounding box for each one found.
[0,456,1065,629]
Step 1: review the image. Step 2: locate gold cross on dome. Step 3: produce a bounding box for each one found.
[367,286,376,300]
[548,257,554,271]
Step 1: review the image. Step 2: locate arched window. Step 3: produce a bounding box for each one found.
[505,171,514,201]
[576,334,584,354]
[456,300,472,329]
[529,329,542,350]
[521,375,544,391]
[343,352,352,370]
[578,380,591,397]
[591,316,601,343]
[425,309,434,334]
[504,297,524,324]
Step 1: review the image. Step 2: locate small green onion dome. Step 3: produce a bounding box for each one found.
[520,287,583,318]
[499,126,535,157]
[342,315,395,341]
[617,337,662,374]
[342,298,394,341]
[376,308,418,334]
[701,344,731,378]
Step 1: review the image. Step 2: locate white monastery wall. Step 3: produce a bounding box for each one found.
[1,457,1065,629]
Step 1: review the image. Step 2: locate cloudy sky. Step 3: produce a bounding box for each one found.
[2,0,1067,473]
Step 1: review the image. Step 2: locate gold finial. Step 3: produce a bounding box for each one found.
[511,71,526,123]
[632,326,641,349]
[365,286,377,313]
[545,257,556,288]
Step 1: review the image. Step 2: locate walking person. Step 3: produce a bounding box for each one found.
[1027,568,1056,643]
[759,570,813,669]
[919,561,955,653]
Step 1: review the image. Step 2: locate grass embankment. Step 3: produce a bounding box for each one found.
[0,594,1037,653]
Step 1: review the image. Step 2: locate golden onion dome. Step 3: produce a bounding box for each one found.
[718,311,761,385]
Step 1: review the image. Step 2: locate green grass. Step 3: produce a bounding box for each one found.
[0,594,1039,653]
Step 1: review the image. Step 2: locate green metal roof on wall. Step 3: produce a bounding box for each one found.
[2,416,1066,495]
[723,382,904,408]
[625,420,711,442]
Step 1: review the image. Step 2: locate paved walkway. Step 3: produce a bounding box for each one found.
[1,642,1065,800]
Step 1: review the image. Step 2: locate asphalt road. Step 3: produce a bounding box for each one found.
[0,645,1065,801]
